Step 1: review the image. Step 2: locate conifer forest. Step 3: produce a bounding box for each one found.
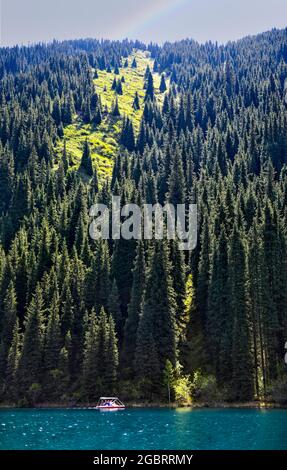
[0,29,287,406]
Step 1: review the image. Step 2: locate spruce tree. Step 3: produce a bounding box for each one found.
[111,77,117,90]
[207,228,231,384]
[44,292,61,373]
[167,147,186,205]
[134,303,161,397]
[159,74,167,93]
[79,140,94,176]
[114,64,120,75]
[82,310,99,400]
[144,71,154,101]
[96,307,109,393]
[0,281,17,379]
[116,80,123,95]
[112,98,121,117]
[17,286,45,397]
[229,225,254,400]
[93,107,102,126]
[104,315,119,391]
[5,319,21,400]
[108,279,122,340]
[169,240,186,339]
[133,91,140,110]
[135,242,177,375]
[123,241,146,369]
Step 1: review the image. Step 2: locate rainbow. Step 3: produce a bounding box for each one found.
[114,0,190,40]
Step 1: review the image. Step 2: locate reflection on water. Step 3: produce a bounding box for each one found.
[0,408,286,450]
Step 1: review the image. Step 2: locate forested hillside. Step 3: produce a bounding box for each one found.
[0,30,287,405]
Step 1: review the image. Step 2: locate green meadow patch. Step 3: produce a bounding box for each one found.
[55,50,168,180]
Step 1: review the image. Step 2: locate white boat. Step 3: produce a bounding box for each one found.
[96,397,125,410]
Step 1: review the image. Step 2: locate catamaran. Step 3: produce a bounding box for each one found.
[96,397,125,410]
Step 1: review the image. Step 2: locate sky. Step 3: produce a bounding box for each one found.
[1,0,287,47]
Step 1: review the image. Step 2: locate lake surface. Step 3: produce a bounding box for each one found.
[0,408,286,450]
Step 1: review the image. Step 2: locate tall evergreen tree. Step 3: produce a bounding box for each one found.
[159,74,167,93]
[144,71,154,101]
[133,91,140,110]
[229,226,254,400]
[112,97,121,117]
[123,241,146,369]
[5,319,21,400]
[0,281,17,380]
[82,309,99,400]
[79,140,94,176]
[17,286,45,397]
[135,242,177,376]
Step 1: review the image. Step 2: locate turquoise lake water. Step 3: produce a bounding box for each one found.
[0,408,286,450]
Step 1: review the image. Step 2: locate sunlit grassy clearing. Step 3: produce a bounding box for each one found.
[94,49,167,132]
[55,49,168,179]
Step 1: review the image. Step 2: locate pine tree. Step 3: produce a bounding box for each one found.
[167,147,186,205]
[82,310,99,400]
[229,226,254,400]
[60,279,74,337]
[0,146,15,213]
[123,241,146,369]
[96,307,109,393]
[62,93,75,124]
[114,64,120,75]
[144,71,154,101]
[133,91,140,110]
[261,201,281,383]
[169,240,186,339]
[108,279,122,340]
[120,118,135,151]
[17,286,45,396]
[163,359,174,403]
[134,300,161,396]
[44,292,61,372]
[248,223,267,398]
[62,140,70,173]
[159,74,167,93]
[111,234,136,314]
[116,80,123,95]
[196,216,210,334]
[91,165,99,196]
[0,281,17,379]
[135,242,177,376]
[111,77,117,90]
[93,107,102,126]
[112,97,121,117]
[104,315,119,391]
[79,140,94,176]
[207,228,231,384]
[83,99,92,124]
[5,319,21,400]
[144,65,151,80]
[96,240,111,312]
[52,98,62,126]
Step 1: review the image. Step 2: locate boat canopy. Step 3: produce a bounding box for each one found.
[96,397,125,407]
[99,397,120,400]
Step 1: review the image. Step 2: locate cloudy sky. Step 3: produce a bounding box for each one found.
[1,0,287,46]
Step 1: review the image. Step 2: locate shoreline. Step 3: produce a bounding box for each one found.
[0,401,286,410]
